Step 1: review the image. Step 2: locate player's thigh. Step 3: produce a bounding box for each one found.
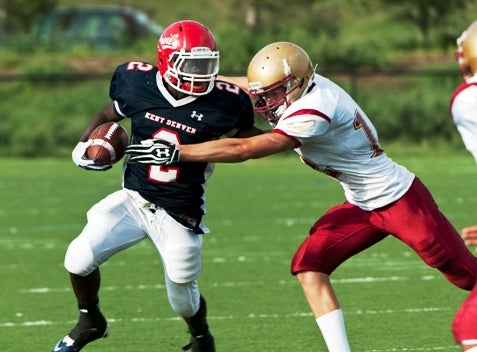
[65,189,146,275]
[148,210,203,284]
[384,178,477,269]
[291,202,387,275]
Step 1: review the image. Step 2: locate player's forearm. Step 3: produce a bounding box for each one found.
[179,133,294,163]
[180,139,250,163]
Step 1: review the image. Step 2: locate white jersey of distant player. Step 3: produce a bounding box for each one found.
[274,73,415,211]
[451,73,477,163]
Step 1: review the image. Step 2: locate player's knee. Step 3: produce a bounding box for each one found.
[169,295,199,317]
[167,282,200,317]
[165,246,202,283]
[64,237,96,276]
[437,260,476,290]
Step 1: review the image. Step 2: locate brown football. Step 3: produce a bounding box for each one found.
[87,122,129,165]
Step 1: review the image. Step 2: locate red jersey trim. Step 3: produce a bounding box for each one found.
[271,109,331,148]
[283,108,331,123]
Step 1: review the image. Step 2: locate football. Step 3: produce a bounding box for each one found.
[87,122,129,165]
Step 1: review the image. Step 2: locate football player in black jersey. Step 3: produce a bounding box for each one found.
[51,20,262,352]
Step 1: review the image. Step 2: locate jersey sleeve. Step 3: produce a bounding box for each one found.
[235,89,255,130]
[109,62,131,115]
[212,80,255,135]
[109,61,157,117]
[451,86,477,163]
[451,85,477,125]
[274,84,336,141]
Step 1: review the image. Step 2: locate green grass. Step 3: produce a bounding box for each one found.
[1,148,477,351]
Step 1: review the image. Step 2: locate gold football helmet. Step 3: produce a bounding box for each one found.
[456,21,477,81]
[247,42,314,124]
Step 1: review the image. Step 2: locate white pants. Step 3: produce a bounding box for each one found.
[64,188,203,317]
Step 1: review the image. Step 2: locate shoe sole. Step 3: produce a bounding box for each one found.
[103,323,111,339]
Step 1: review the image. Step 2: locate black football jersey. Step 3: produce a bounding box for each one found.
[109,61,254,232]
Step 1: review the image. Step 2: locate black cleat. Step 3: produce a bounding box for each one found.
[182,330,216,352]
[51,311,109,352]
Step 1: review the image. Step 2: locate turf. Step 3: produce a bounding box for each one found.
[1,149,477,351]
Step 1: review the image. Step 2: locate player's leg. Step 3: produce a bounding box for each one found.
[456,228,477,351]
[453,283,477,351]
[51,189,147,352]
[373,178,477,350]
[462,347,477,352]
[296,271,350,351]
[378,178,477,290]
[165,277,215,352]
[147,209,214,351]
[291,202,388,351]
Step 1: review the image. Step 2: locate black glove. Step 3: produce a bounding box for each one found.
[125,139,180,165]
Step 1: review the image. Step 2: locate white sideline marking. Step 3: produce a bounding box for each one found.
[20,275,428,295]
[0,306,452,329]
[0,307,457,351]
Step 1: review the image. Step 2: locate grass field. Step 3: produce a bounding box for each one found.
[1,148,477,351]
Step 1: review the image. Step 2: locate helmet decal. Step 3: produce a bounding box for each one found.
[159,34,180,50]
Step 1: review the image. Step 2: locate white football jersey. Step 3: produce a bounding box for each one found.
[450,74,477,163]
[273,74,415,211]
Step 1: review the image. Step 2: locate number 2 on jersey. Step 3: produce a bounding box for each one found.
[148,129,179,183]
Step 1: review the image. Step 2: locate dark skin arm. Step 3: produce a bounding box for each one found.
[78,101,123,142]
[179,132,296,162]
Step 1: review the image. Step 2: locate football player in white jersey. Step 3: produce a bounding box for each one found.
[126,41,477,351]
[449,21,477,352]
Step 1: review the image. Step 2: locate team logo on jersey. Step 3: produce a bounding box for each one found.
[190,111,203,121]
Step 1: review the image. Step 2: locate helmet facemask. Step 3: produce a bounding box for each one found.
[249,73,304,125]
[163,47,219,96]
[246,42,314,126]
[157,20,219,97]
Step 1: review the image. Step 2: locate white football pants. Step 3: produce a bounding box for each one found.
[64,188,203,317]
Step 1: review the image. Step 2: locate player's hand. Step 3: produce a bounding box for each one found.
[71,140,112,171]
[462,225,477,248]
[125,139,180,165]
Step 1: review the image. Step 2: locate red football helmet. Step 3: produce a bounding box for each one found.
[157,20,219,96]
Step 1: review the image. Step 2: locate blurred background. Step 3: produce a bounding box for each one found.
[1,0,477,157]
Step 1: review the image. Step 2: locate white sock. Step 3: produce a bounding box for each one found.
[316,309,351,352]
[463,346,477,352]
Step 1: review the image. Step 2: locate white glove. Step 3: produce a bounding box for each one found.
[71,140,112,171]
[125,139,180,165]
